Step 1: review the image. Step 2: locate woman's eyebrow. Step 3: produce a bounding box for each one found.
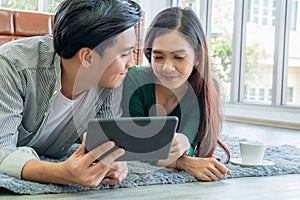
[171,49,186,54]
[152,49,186,54]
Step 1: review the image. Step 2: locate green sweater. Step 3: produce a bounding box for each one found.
[122,67,203,156]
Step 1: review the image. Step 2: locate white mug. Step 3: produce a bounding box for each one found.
[239,141,266,164]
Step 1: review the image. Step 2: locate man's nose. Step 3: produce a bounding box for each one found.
[126,50,136,69]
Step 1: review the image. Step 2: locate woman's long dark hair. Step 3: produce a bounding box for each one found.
[144,7,230,162]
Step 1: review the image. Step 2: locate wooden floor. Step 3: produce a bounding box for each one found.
[1,121,300,199]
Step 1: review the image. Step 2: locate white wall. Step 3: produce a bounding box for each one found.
[135,0,171,28]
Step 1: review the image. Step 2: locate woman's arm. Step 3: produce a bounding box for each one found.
[157,133,190,168]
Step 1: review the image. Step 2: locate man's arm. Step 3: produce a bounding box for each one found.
[0,57,38,179]
[0,147,40,178]
[21,135,127,186]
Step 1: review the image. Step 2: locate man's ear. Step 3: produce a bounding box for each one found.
[78,48,92,68]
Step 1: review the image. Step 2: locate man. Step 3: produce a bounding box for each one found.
[0,0,141,187]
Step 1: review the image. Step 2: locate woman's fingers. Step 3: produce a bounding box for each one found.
[204,158,231,180]
[181,156,230,182]
[212,158,231,175]
[195,172,216,182]
[206,173,218,181]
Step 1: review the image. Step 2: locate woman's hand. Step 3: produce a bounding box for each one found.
[157,133,190,167]
[60,133,126,187]
[177,155,231,181]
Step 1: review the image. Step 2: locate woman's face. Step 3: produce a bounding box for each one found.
[151,30,196,89]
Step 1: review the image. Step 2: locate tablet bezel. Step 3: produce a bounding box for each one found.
[85,116,178,161]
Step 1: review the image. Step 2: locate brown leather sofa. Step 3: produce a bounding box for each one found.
[0,8,54,46]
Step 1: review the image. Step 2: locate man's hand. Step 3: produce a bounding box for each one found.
[22,133,127,187]
[61,133,126,187]
[102,161,128,185]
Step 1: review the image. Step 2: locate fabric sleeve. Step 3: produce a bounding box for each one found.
[0,57,40,179]
[178,97,202,157]
[0,147,39,178]
[122,69,147,117]
[111,84,123,118]
[96,85,123,119]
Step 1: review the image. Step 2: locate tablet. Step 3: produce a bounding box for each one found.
[85,116,178,161]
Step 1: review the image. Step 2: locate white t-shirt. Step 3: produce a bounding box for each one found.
[35,90,87,146]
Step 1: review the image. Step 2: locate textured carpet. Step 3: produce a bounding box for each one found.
[0,135,299,195]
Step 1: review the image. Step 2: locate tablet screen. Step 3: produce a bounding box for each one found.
[85,116,178,161]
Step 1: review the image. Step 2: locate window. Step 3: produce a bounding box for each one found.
[262,17,268,25]
[263,8,268,16]
[208,0,300,124]
[243,0,276,104]
[287,0,300,106]
[287,87,294,102]
[268,88,272,101]
[0,0,38,11]
[272,18,276,26]
[48,0,64,13]
[182,0,200,19]
[210,0,235,101]
[253,16,259,23]
[290,0,298,31]
[248,0,279,27]
[249,88,256,100]
[0,0,64,13]
[259,88,265,100]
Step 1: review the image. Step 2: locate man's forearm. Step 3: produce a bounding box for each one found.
[21,160,69,185]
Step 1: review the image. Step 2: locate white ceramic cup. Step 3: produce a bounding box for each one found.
[239,141,266,164]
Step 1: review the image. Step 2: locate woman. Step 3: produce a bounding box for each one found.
[122,7,231,181]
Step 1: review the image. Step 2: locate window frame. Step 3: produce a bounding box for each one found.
[177,0,300,129]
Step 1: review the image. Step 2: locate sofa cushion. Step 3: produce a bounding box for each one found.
[14,10,53,36]
[0,9,14,35]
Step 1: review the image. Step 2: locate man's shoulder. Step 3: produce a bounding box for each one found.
[0,35,58,71]
[0,35,54,52]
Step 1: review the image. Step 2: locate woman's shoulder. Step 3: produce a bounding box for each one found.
[124,66,155,91]
[128,66,153,75]
[127,66,154,82]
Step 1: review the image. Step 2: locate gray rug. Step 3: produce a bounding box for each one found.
[0,135,299,195]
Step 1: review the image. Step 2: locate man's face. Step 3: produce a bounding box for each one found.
[93,27,137,88]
